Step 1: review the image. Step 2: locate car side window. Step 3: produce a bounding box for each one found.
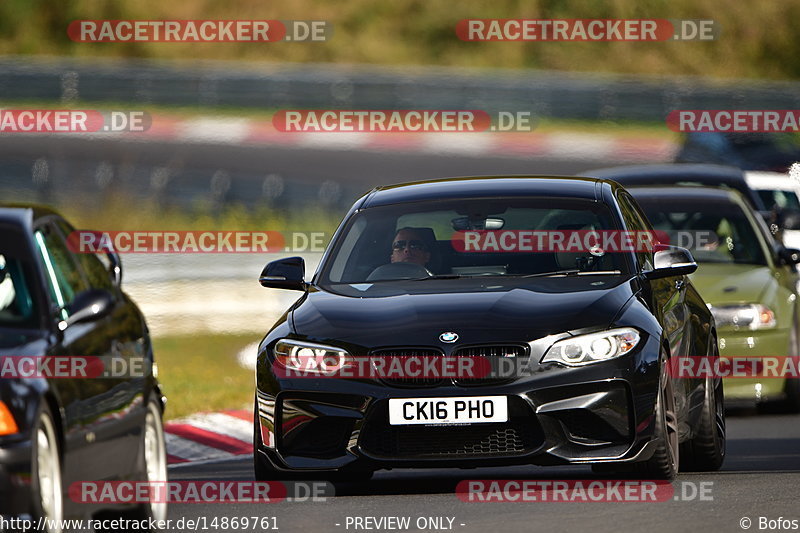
[54,220,116,292]
[617,192,654,271]
[34,223,88,320]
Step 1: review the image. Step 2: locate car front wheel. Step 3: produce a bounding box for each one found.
[130,395,168,527]
[637,355,679,480]
[31,402,63,533]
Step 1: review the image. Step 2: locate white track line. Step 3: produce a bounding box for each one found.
[176,412,254,444]
[165,432,237,463]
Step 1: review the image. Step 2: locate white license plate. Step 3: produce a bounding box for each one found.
[388,396,508,425]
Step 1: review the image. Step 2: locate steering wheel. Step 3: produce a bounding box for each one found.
[366,262,433,281]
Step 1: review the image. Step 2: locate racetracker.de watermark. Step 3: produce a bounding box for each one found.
[67,231,327,253]
[450,230,722,253]
[67,20,331,42]
[451,230,671,253]
[272,110,537,132]
[69,481,334,503]
[668,356,800,378]
[0,110,149,133]
[273,354,493,379]
[456,480,713,502]
[0,356,151,379]
[456,19,718,41]
[667,110,800,132]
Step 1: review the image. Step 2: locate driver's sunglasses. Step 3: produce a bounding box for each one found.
[392,239,426,251]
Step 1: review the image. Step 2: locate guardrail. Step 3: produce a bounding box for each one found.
[2,57,800,121]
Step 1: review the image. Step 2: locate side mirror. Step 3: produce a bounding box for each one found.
[259,257,307,291]
[60,289,114,329]
[645,245,698,280]
[779,247,800,265]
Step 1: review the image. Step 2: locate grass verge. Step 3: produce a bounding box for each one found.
[152,333,258,421]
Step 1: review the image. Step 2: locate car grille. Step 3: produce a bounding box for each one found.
[370,348,445,388]
[452,345,528,386]
[360,422,538,458]
[370,345,528,388]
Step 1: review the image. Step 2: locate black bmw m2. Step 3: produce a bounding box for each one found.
[254,176,724,480]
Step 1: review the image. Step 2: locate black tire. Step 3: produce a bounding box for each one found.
[680,337,726,471]
[636,355,679,480]
[784,374,800,413]
[31,401,64,533]
[128,395,168,529]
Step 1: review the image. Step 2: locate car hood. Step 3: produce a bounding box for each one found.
[291,277,637,348]
[689,263,774,305]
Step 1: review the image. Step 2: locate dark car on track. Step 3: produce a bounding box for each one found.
[586,164,769,217]
[675,132,800,172]
[0,205,166,531]
[254,176,725,480]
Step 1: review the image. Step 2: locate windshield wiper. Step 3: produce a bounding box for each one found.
[519,269,622,278]
[412,274,464,281]
[408,270,623,281]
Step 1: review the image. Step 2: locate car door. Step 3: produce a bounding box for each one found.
[617,191,700,425]
[32,218,121,482]
[53,218,148,479]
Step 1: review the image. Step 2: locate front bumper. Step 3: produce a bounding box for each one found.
[255,337,662,473]
[718,327,792,403]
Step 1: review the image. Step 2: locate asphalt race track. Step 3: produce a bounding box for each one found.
[168,412,800,533]
[0,135,637,211]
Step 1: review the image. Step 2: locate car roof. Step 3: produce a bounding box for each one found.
[362,176,618,208]
[585,163,746,182]
[626,185,749,207]
[584,164,765,210]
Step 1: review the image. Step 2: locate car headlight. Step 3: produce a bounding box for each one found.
[709,304,776,330]
[0,401,18,436]
[273,339,353,374]
[541,328,641,367]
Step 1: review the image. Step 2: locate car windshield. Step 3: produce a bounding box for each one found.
[320,197,631,285]
[756,189,800,210]
[634,198,768,266]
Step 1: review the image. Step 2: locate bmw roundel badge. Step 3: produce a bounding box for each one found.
[439,332,459,343]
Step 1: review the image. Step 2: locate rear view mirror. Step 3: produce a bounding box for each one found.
[451,216,505,231]
[645,245,698,280]
[259,257,307,291]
